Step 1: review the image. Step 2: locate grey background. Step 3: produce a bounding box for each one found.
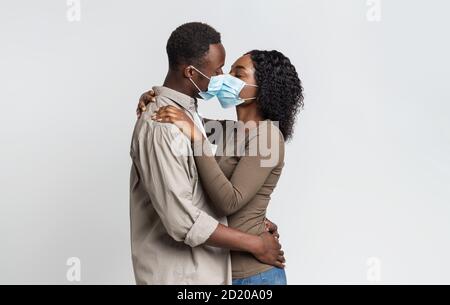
[1,0,449,284]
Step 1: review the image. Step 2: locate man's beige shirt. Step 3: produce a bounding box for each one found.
[129,86,231,285]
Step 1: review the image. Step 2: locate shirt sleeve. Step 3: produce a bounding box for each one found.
[192,122,285,217]
[137,122,219,247]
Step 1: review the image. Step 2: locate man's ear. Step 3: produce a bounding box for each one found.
[183,65,194,79]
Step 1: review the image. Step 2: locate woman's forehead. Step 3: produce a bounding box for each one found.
[232,54,254,70]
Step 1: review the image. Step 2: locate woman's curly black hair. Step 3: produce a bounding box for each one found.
[246,50,304,141]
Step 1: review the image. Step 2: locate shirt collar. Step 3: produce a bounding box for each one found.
[152,86,198,112]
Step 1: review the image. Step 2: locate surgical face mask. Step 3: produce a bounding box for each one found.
[189,66,258,109]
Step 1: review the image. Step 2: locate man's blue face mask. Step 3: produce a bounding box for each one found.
[189,66,258,109]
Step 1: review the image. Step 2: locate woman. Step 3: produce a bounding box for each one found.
[141,50,303,285]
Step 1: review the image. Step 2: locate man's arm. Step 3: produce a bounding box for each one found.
[207,224,285,268]
[138,122,284,267]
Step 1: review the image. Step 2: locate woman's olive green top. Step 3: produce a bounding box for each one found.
[192,119,285,279]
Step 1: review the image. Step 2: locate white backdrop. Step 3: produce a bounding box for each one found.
[1,0,449,284]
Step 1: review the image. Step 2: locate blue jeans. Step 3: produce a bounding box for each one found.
[232,268,287,285]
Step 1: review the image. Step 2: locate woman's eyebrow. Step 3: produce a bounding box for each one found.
[233,65,247,72]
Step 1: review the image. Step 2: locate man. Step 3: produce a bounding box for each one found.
[130,22,284,285]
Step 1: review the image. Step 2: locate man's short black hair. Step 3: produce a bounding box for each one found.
[166,22,221,70]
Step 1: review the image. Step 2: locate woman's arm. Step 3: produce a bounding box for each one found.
[192,123,285,217]
[152,107,285,217]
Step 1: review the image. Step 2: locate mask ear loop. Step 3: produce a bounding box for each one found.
[188,65,211,93]
[189,78,203,93]
[240,83,259,101]
[189,65,211,80]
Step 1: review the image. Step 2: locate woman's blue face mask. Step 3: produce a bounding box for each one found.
[189,66,258,109]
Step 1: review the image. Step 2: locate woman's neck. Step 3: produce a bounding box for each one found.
[236,103,264,124]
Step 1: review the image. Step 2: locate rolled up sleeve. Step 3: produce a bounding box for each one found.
[137,122,218,247]
[185,210,219,247]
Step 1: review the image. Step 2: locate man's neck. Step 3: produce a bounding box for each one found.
[163,71,196,99]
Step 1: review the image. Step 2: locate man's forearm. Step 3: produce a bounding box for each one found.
[205,224,261,254]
